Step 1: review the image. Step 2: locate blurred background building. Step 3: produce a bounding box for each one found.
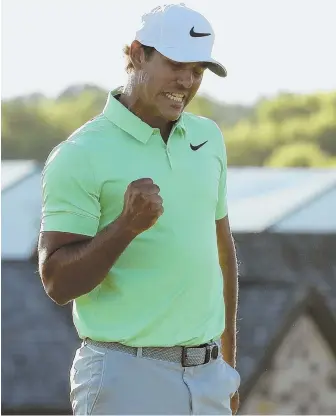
[2,0,336,414]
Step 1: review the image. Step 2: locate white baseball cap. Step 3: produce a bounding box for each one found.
[135,3,227,77]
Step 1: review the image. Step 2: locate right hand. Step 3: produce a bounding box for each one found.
[121,178,164,234]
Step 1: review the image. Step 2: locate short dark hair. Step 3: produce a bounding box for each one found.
[123,44,155,73]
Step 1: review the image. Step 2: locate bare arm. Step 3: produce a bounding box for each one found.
[38,214,137,306]
[39,178,163,306]
[216,216,238,368]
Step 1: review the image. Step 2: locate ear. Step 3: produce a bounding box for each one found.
[129,40,146,70]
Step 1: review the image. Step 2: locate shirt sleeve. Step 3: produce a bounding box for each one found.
[40,141,100,236]
[215,132,228,220]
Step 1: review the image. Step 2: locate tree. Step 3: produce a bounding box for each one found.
[266,143,330,167]
[1,100,66,161]
[1,85,335,166]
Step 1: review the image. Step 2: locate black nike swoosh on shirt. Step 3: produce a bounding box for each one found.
[190,27,211,37]
[190,141,208,151]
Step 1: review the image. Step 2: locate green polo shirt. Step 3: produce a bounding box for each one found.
[41,87,228,347]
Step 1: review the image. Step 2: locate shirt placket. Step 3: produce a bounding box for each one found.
[153,128,175,170]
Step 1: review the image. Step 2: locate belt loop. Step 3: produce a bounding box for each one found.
[136,347,143,358]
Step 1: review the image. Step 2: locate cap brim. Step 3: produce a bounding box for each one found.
[206,59,227,78]
[143,43,228,78]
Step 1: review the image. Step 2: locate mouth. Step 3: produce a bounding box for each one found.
[163,92,185,104]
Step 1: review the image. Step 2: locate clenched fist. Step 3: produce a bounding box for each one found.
[121,178,164,234]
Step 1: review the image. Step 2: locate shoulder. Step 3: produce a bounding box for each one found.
[43,116,106,180]
[44,114,112,168]
[67,113,113,148]
[182,112,224,138]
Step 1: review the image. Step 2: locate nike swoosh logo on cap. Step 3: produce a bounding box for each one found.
[190,141,208,151]
[190,27,211,37]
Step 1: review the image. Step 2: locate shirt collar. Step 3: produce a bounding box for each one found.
[103,87,186,143]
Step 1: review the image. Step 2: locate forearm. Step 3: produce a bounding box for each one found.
[42,214,137,305]
[219,237,238,367]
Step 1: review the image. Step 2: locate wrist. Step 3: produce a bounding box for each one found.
[114,213,139,239]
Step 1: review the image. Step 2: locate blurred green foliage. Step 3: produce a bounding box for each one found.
[2,85,335,167]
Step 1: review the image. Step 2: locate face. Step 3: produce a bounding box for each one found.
[131,42,206,122]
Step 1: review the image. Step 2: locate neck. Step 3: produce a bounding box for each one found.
[119,85,174,142]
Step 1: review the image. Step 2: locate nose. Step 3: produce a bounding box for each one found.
[176,69,194,89]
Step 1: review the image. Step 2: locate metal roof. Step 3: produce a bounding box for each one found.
[227,168,336,233]
[1,160,38,192]
[1,170,42,260]
[1,163,335,257]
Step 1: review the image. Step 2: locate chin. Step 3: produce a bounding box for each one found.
[166,113,181,122]
[161,107,184,122]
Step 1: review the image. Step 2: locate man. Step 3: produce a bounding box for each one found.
[38,4,240,415]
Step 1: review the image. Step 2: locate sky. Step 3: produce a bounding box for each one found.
[2,0,336,104]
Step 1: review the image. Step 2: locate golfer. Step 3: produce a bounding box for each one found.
[39,4,240,415]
